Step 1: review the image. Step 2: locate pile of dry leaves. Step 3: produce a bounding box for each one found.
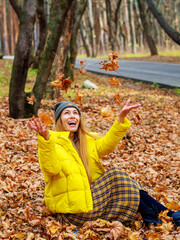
[0,54,180,239]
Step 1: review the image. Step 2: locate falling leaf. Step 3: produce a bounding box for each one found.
[26,95,36,105]
[132,113,141,125]
[80,60,87,66]
[99,52,119,71]
[75,91,84,104]
[50,74,72,92]
[108,77,119,86]
[79,67,87,75]
[38,112,54,125]
[100,106,112,118]
[114,93,122,105]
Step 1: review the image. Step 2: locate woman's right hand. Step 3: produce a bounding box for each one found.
[28,118,49,140]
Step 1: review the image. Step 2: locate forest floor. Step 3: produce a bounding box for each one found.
[0,56,180,239]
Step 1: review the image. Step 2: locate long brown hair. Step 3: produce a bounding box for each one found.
[54,116,97,184]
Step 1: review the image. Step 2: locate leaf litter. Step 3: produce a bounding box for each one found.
[0,54,180,239]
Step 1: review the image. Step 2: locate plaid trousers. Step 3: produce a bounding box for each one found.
[57,167,141,226]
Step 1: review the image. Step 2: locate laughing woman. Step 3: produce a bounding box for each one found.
[28,100,180,227]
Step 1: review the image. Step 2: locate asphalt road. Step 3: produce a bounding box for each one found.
[75,58,180,88]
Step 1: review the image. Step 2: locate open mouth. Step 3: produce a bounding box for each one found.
[68,122,76,126]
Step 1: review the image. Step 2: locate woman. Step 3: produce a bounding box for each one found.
[28,100,180,227]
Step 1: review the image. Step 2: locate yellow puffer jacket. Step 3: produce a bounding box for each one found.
[38,118,131,214]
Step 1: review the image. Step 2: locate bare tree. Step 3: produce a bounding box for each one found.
[9,0,37,119]
[137,0,158,55]
[9,0,75,118]
[146,0,180,45]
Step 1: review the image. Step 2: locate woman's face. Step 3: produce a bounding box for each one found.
[60,107,80,133]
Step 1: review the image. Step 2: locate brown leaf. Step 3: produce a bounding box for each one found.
[108,77,119,86]
[79,67,87,75]
[155,222,174,234]
[114,93,122,105]
[108,221,128,240]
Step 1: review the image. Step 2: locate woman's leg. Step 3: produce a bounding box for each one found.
[139,190,174,216]
[138,190,176,227]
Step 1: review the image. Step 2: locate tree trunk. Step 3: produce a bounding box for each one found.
[80,17,90,57]
[32,0,48,69]
[65,0,87,81]
[30,0,75,117]
[9,0,37,119]
[127,0,136,54]
[2,0,10,55]
[138,0,158,55]
[146,0,180,45]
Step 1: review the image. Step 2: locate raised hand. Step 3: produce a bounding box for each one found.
[118,99,141,123]
[28,118,49,140]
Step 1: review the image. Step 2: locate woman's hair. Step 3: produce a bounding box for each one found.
[54,116,98,184]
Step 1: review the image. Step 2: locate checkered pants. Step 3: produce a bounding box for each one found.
[57,167,141,226]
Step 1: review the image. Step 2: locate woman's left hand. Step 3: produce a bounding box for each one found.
[118,99,141,123]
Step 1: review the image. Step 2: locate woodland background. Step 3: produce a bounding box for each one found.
[0,0,180,239]
[0,0,180,119]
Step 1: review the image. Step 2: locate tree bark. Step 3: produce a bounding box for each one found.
[138,0,158,55]
[32,0,48,69]
[8,0,22,19]
[9,0,37,118]
[65,0,87,81]
[146,0,180,45]
[30,0,74,117]
[2,0,10,55]
[80,17,90,57]
[127,0,136,54]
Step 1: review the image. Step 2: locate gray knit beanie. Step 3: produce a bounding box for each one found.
[54,101,81,122]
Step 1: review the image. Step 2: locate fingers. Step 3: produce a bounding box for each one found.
[27,118,44,133]
[125,99,131,107]
[128,104,141,110]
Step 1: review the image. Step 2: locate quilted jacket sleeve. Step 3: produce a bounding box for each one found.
[95,117,131,159]
[38,133,61,176]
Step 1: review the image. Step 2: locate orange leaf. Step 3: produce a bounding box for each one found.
[80,60,87,66]
[10,232,26,240]
[114,93,122,105]
[100,106,113,118]
[108,77,119,86]
[50,74,72,92]
[75,91,84,104]
[79,67,87,75]
[38,112,54,125]
[26,95,36,105]
[155,222,174,234]
[166,200,180,211]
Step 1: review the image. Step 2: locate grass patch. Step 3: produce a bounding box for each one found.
[174,88,180,95]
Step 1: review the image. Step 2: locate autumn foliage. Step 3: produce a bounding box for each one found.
[0,55,180,239]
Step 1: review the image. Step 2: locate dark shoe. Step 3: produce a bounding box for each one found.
[171,210,180,227]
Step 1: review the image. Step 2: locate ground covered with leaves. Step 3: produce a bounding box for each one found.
[0,57,180,239]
